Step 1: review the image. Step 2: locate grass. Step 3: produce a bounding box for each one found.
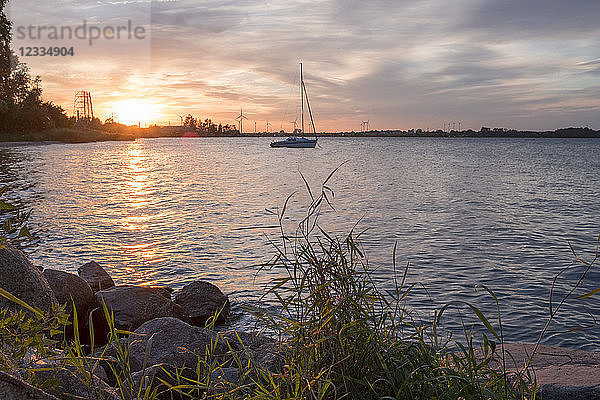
[1,172,598,399]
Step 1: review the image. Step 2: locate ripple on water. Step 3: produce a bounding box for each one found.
[1,137,599,349]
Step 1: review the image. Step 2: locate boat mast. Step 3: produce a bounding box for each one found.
[300,62,304,135]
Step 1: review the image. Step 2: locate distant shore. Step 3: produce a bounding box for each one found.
[1,126,598,144]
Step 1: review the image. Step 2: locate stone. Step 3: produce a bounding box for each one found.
[42,269,94,317]
[77,261,114,292]
[174,281,230,326]
[221,330,284,373]
[128,317,227,372]
[150,286,174,300]
[210,367,240,385]
[94,286,188,331]
[0,243,56,313]
[491,343,600,400]
[31,360,115,400]
[132,363,200,400]
[0,370,60,400]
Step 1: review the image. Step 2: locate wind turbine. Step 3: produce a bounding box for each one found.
[177,115,184,126]
[235,108,248,134]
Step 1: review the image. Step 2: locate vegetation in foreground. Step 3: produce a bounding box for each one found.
[1,174,599,399]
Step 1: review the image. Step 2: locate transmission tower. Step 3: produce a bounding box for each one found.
[73,91,94,121]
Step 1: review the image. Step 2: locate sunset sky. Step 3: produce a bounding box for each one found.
[8,0,600,132]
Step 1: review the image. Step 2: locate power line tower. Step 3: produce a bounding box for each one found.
[73,91,94,121]
[361,120,369,132]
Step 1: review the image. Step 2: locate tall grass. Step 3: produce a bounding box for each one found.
[242,170,535,400]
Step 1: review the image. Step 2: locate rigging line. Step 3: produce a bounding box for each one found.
[279,68,299,131]
[302,81,317,136]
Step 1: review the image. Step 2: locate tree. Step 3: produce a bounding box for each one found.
[183,114,197,130]
[0,2,71,134]
[1,0,13,105]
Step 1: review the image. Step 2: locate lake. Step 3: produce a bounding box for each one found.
[1,137,599,350]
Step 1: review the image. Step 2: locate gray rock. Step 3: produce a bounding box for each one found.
[42,269,94,317]
[92,338,131,387]
[129,317,227,372]
[0,370,60,400]
[210,367,240,384]
[0,243,56,313]
[491,343,600,400]
[221,330,284,373]
[94,285,188,331]
[77,262,114,293]
[31,360,114,400]
[132,363,200,400]
[174,281,230,326]
[150,286,174,300]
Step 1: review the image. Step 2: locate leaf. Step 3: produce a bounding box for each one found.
[0,200,17,211]
[576,288,600,299]
[0,287,44,318]
[19,226,34,239]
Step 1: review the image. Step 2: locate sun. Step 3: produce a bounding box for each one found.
[112,99,162,126]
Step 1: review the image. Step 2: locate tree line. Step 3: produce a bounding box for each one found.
[0,0,71,134]
[182,114,237,135]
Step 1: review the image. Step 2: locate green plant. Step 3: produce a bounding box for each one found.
[0,287,68,383]
[241,169,536,400]
[0,185,35,248]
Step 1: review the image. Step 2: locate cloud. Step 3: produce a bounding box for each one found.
[9,0,600,130]
[463,0,600,39]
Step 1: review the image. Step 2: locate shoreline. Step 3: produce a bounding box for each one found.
[1,126,599,145]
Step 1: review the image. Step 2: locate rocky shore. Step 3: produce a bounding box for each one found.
[0,242,281,399]
[1,241,599,399]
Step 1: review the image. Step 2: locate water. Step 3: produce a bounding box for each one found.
[1,137,599,350]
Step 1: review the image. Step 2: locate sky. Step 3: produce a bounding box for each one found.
[7,0,600,132]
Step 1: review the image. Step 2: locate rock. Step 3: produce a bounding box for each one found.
[94,286,188,332]
[221,330,284,373]
[210,367,240,385]
[129,317,227,372]
[492,343,600,400]
[0,243,56,313]
[174,281,230,326]
[77,261,114,292]
[0,370,60,400]
[42,269,94,317]
[132,363,200,400]
[150,286,174,300]
[31,360,115,400]
[92,338,131,387]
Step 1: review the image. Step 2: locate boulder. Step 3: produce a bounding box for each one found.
[77,262,114,292]
[42,269,94,317]
[132,363,200,400]
[0,370,60,400]
[491,343,600,400]
[210,367,240,385]
[222,330,284,373]
[94,286,188,331]
[0,243,56,313]
[174,281,230,326]
[31,360,115,400]
[128,317,227,372]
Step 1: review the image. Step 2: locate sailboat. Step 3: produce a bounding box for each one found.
[270,63,318,148]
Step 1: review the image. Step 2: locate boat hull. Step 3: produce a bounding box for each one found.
[270,139,317,148]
